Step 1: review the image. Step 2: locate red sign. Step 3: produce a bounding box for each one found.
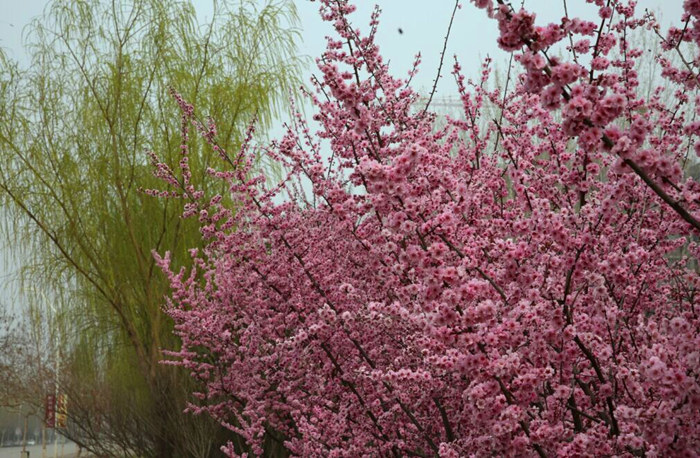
[45,394,55,428]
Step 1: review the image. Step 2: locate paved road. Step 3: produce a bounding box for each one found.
[0,443,83,458]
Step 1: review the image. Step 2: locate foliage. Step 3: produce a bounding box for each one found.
[0,0,302,456]
[0,306,25,408]
[157,0,700,456]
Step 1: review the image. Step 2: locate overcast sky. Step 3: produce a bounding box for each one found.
[0,1,685,91]
[0,0,686,310]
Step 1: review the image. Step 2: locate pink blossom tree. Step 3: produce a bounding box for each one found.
[152,0,700,456]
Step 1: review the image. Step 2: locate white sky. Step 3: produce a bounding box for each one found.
[0,1,685,92]
[0,0,686,310]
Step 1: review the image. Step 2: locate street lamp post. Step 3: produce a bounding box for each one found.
[42,292,59,458]
[53,338,59,458]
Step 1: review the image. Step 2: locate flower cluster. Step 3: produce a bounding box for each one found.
[154,1,700,456]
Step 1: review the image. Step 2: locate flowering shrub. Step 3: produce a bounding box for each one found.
[153,0,700,456]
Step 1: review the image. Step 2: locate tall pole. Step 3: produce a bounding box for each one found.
[53,338,59,458]
[43,291,60,458]
[53,315,59,458]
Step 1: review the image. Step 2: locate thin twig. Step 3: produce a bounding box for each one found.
[423,0,460,115]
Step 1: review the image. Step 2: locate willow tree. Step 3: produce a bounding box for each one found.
[0,0,301,456]
[0,305,24,409]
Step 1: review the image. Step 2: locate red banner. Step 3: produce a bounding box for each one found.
[45,394,55,428]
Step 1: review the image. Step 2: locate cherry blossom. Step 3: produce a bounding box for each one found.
[151,0,700,456]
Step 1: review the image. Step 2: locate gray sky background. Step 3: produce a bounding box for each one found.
[0,0,686,312]
[0,1,685,93]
